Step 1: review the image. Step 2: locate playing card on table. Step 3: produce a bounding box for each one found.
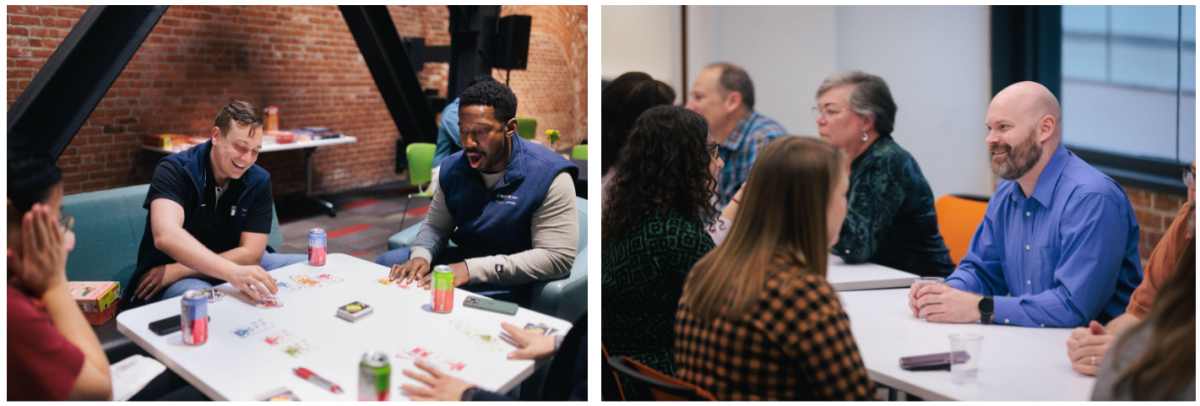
[523,323,557,336]
[281,339,318,358]
[275,280,302,292]
[203,288,226,303]
[289,274,322,288]
[315,273,343,284]
[396,346,468,372]
[257,387,301,401]
[233,319,274,338]
[263,329,297,346]
[256,295,284,308]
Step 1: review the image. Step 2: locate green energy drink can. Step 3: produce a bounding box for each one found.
[431,265,455,313]
[358,352,391,401]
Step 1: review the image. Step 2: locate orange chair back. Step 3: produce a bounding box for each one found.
[607,356,717,401]
[602,343,625,401]
[935,194,990,265]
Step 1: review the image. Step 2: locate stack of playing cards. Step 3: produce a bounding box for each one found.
[524,323,558,336]
[337,301,373,322]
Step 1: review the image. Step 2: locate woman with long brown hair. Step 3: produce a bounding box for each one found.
[1093,236,1196,401]
[602,105,723,400]
[674,136,876,400]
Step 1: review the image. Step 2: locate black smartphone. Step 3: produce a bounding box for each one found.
[149,315,181,336]
[899,351,971,371]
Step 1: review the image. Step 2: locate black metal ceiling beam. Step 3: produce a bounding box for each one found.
[7,5,168,159]
[340,5,438,147]
[446,6,501,101]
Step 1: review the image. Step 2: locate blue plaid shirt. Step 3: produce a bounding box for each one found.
[716,110,788,207]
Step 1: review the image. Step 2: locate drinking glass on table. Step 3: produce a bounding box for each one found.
[913,277,945,320]
[950,334,983,385]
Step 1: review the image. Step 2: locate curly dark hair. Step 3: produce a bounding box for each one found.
[460,81,518,124]
[603,105,719,241]
[601,72,676,174]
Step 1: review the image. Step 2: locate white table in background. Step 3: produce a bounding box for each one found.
[117,254,572,401]
[143,136,358,217]
[826,254,920,291]
[838,288,1095,401]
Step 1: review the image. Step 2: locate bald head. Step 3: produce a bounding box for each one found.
[989,81,1062,139]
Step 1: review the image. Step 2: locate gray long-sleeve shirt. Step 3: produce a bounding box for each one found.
[411,171,578,285]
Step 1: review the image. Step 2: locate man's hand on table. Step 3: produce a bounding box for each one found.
[417,262,470,288]
[133,263,185,300]
[400,361,477,401]
[1066,321,1112,376]
[912,283,983,323]
[389,258,430,286]
[501,322,556,360]
[226,264,277,302]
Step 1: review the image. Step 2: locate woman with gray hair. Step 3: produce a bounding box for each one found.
[813,70,954,277]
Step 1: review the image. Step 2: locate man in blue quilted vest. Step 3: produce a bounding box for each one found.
[377,82,579,306]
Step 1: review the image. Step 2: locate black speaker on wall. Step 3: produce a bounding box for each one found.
[495,15,531,70]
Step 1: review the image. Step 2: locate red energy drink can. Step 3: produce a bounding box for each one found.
[431,265,454,313]
[308,228,326,266]
[358,352,391,401]
[181,290,208,345]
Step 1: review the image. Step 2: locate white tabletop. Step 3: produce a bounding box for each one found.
[142,136,357,154]
[826,254,920,291]
[117,254,572,401]
[838,288,1096,401]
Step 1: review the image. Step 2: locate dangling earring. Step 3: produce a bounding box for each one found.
[862,132,869,142]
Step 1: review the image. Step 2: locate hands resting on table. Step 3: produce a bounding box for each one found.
[907,282,985,323]
[399,322,558,401]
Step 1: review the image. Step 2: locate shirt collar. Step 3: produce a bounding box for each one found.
[721,110,757,152]
[1010,142,1069,207]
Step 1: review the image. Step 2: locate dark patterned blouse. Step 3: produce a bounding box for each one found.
[602,205,715,400]
[673,255,877,401]
[833,135,955,277]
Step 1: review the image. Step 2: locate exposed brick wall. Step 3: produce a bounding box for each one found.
[1126,185,1191,264]
[7,5,588,196]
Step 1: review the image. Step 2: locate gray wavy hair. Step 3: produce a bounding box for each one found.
[816,70,897,137]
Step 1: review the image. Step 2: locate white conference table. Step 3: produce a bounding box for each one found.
[838,288,1096,401]
[826,254,920,291]
[117,254,573,401]
[143,136,358,217]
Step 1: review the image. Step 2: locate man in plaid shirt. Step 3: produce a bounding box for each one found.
[686,62,789,208]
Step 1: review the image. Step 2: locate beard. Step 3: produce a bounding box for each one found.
[990,128,1042,180]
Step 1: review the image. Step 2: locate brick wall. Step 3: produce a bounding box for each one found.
[1126,185,1191,264]
[7,5,588,196]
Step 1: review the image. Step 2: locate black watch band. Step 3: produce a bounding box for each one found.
[461,387,481,401]
[979,295,995,324]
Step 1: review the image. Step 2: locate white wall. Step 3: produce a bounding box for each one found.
[835,6,993,198]
[601,6,683,103]
[602,5,996,197]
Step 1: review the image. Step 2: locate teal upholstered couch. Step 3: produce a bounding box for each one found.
[386,196,588,323]
[60,184,283,361]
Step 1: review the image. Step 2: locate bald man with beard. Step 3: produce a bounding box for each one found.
[907,82,1142,328]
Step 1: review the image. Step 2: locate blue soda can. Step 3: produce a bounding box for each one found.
[181,290,208,345]
[309,228,327,266]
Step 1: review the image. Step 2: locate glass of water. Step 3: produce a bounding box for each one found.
[913,277,945,320]
[950,334,983,385]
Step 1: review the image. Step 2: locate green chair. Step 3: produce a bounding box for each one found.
[516,117,537,140]
[406,142,437,197]
[571,144,588,160]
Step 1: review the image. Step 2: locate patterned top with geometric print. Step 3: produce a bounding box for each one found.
[602,204,715,400]
[673,255,877,401]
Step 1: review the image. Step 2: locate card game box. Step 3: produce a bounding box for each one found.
[68,281,121,313]
[337,301,373,322]
[82,299,120,326]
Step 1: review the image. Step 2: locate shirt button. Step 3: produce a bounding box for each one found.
[1005,319,1010,324]
[1041,324,1045,328]
[1026,245,1030,250]
[1027,280,1031,285]
[845,250,850,254]
[1026,211,1030,216]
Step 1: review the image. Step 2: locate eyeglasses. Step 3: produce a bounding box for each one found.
[1185,168,1195,188]
[811,106,847,121]
[706,143,721,157]
[58,213,74,232]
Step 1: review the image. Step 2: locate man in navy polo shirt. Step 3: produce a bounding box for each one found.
[377,82,579,306]
[125,101,305,307]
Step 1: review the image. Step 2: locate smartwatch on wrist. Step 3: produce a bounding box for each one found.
[978,295,995,324]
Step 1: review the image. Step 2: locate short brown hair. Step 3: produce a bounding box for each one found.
[707,62,755,110]
[214,101,263,137]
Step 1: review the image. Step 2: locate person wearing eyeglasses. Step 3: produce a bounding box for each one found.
[602,106,722,399]
[378,81,579,307]
[685,62,788,209]
[1067,159,1195,376]
[813,70,954,277]
[7,147,111,401]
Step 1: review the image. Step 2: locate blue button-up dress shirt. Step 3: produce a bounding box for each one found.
[946,143,1142,328]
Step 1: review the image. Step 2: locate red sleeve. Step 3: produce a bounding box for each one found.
[7,286,86,401]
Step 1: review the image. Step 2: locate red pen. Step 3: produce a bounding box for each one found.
[294,367,344,394]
